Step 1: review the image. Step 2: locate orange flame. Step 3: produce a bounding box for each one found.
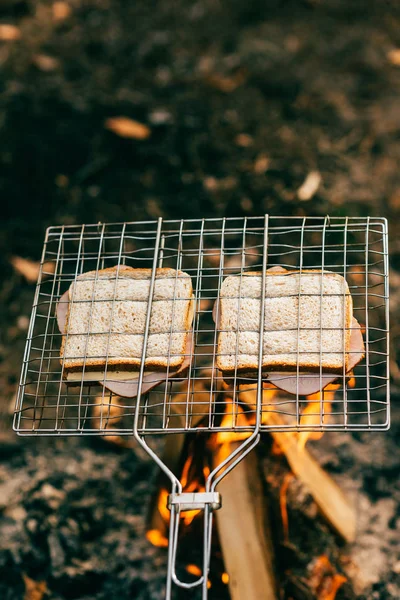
[279,473,294,543]
[212,402,253,466]
[297,384,339,451]
[146,529,168,548]
[181,508,202,526]
[149,378,347,550]
[308,555,347,600]
[215,401,252,445]
[147,489,170,548]
[186,564,202,577]
[183,455,204,524]
[181,454,192,489]
[221,572,229,584]
[157,488,170,523]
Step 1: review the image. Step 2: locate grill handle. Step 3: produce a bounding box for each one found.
[167,493,221,593]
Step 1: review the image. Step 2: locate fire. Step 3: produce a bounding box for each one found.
[348,376,356,388]
[186,564,202,577]
[208,401,251,464]
[179,452,207,525]
[157,488,171,523]
[279,473,294,543]
[149,450,211,546]
[215,401,252,444]
[308,555,347,600]
[211,401,254,465]
[180,454,192,488]
[148,375,352,572]
[181,508,201,526]
[146,529,168,548]
[297,384,339,451]
[185,564,211,589]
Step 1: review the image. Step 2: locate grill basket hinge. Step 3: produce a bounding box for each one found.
[167,492,221,512]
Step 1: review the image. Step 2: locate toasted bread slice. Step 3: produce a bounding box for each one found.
[60,266,193,372]
[216,270,352,375]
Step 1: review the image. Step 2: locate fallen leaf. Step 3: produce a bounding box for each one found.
[33,54,59,72]
[0,24,21,41]
[52,1,71,21]
[149,109,172,125]
[387,49,400,66]
[55,174,69,188]
[104,117,151,140]
[253,154,270,174]
[23,574,48,600]
[240,197,253,212]
[205,70,246,93]
[17,315,30,330]
[235,133,253,147]
[10,256,55,283]
[146,197,162,218]
[297,171,322,201]
[203,176,218,192]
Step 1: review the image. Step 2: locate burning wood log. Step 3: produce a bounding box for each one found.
[213,440,277,600]
[240,389,356,543]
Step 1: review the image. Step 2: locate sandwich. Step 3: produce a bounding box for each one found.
[58,266,194,397]
[215,267,364,395]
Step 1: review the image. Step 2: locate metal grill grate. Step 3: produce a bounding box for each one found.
[13,215,390,436]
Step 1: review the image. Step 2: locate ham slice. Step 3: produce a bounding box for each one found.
[56,290,69,332]
[56,290,193,398]
[266,317,364,395]
[98,333,193,397]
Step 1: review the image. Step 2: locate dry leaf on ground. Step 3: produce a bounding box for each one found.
[10,256,55,283]
[253,154,270,174]
[387,49,400,66]
[52,2,71,21]
[23,574,48,600]
[104,117,151,140]
[33,54,59,72]
[297,171,322,201]
[0,24,21,41]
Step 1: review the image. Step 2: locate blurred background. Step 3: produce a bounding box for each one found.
[1,1,399,599]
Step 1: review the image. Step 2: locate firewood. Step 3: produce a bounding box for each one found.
[240,389,356,543]
[213,440,277,600]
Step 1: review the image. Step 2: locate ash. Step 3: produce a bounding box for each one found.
[0,437,167,600]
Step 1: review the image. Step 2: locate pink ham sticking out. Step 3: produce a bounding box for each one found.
[266,317,365,396]
[56,290,193,398]
[99,333,194,398]
[56,290,70,332]
[212,291,365,396]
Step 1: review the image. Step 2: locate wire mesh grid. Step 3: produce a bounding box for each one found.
[13,215,390,436]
